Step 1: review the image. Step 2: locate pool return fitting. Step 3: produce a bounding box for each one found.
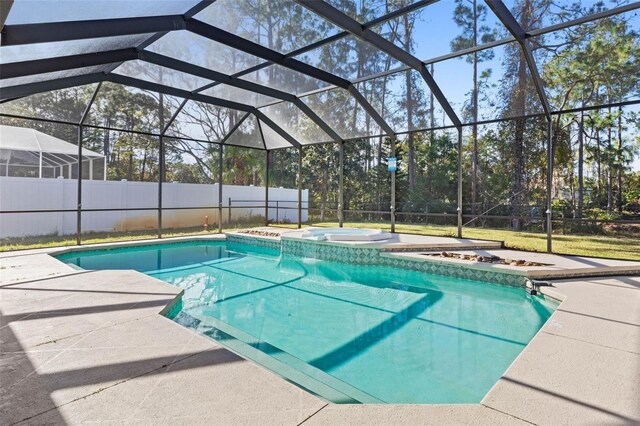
[525,278,551,296]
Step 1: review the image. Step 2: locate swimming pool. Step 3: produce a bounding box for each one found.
[56,240,557,404]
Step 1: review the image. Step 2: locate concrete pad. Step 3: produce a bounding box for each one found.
[23,346,326,426]
[303,404,528,425]
[1,311,109,353]
[2,296,179,352]
[2,340,213,423]
[0,327,67,426]
[0,268,180,313]
[69,315,215,351]
[482,332,640,425]
[127,347,326,425]
[0,290,78,329]
[543,309,640,354]
[549,277,640,325]
[0,253,80,284]
[1,319,217,425]
[0,349,63,390]
[541,277,640,354]
[1,268,180,297]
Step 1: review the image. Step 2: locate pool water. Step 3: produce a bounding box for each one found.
[57,241,558,404]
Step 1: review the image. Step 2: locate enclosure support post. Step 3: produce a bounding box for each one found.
[157,96,184,237]
[298,147,303,229]
[38,152,42,178]
[457,127,463,238]
[546,119,553,252]
[390,137,396,233]
[76,125,82,245]
[218,143,223,233]
[338,141,344,227]
[265,150,270,227]
[157,135,164,238]
[75,82,101,246]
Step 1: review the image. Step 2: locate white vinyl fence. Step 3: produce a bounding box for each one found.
[0,176,308,238]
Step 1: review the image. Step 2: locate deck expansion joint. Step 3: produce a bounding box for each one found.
[297,403,329,425]
[541,330,640,355]
[480,403,539,425]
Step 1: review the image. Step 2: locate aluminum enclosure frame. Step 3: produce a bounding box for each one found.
[1,0,638,251]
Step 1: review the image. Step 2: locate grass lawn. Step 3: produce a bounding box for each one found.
[0,222,261,253]
[274,221,640,261]
[3,221,639,261]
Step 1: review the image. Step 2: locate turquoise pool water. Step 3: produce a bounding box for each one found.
[57,241,558,404]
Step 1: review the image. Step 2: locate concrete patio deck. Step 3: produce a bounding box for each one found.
[1,235,639,425]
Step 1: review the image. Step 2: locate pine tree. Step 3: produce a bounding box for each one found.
[451,0,497,218]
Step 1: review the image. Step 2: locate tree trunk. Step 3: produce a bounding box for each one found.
[428,63,435,196]
[127,153,133,181]
[103,118,111,163]
[376,136,383,211]
[512,122,525,231]
[607,110,613,215]
[471,0,479,220]
[404,13,415,192]
[320,166,328,221]
[352,2,365,133]
[141,150,147,181]
[511,57,527,231]
[568,121,576,218]
[511,1,532,231]
[617,107,623,213]
[596,128,601,206]
[577,111,584,219]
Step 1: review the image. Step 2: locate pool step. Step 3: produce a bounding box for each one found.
[187,311,384,404]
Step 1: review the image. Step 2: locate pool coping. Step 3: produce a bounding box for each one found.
[1,233,639,424]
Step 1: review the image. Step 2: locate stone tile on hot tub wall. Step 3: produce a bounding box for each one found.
[282,239,381,265]
[379,256,524,287]
[227,234,280,250]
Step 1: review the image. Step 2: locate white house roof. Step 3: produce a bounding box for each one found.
[0,125,103,158]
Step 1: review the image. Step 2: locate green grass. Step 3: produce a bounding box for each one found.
[272,221,640,261]
[0,222,263,253]
[3,220,639,261]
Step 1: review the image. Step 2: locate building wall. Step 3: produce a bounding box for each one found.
[0,177,308,238]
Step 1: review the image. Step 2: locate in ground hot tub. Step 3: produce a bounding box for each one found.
[301,227,392,242]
